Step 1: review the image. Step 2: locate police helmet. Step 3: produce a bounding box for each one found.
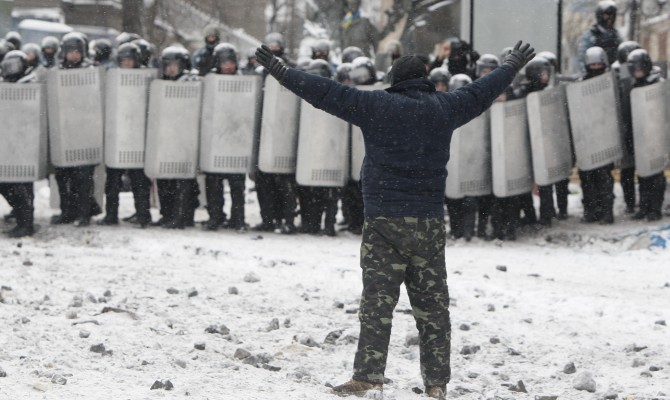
[92,39,113,62]
[616,41,641,65]
[595,1,617,28]
[131,39,153,67]
[536,51,558,70]
[475,53,500,77]
[5,31,22,51]
[213,43,238,72]
[160,46,191,76]
[626,48,653,79]
[342,46,364,63]
[41,36,60,53]
[350,56,376,85]
[116,32,141,47]
[499,46,513,64]
[203,24,221,49]
[448,73,472,91]
[306,59,331,78]
[336,63,353,83]
[525,56,552,85]
[116,43,141,68]
[61,32,87,57]
[312,39,330,59]
[264,32,285,56]
[21,43,41,68]
[585,46,609,70]
[429,67,451,86]
[1,50,29,81]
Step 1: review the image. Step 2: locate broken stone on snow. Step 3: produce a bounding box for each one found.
[572,371,597,393]
[563,362,577,374]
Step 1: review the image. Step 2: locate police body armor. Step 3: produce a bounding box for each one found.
[296,100,350,187]
[445,111,491,199]
[104,68,157,169]
[526,85,573,186]
[566,72,623,171]
[0,83,47,182]
[47,67,104,167]
[630,81,669,177]
[200,74,262,174]
[144,80,202,179]
[491,98,534,197]
[258,77,301,174]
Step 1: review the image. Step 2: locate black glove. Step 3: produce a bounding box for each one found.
[255,44,289,83]
[502,40,535,73]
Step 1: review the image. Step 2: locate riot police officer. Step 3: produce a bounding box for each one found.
[578,1,622,74]
[193,25,221,76]
[341,46,364,64]
[0,51,37,237]
[91,39,116,70]
[579,46,615,224]
[21,43,46,81]
[51,32,102,227]
[4,32,21,51]
[444,73,470,239]
[131,39,156,68]
[614,41,642,214]
[295,59,340,236]
[524,56,570,226]
[253,33,299,233]
[626,49,665,221]
[154,46,201,229]
[428,67,450,93]
[98,43,153,228]
[241,47,259,75]
[40,36,60,68]
[201,43,248,231]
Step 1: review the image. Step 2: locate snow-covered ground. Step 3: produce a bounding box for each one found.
[0,180,669,399]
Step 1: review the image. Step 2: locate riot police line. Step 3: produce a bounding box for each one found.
[2,66,669,224]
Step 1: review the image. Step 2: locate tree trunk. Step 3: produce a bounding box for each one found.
[122,0,144,35]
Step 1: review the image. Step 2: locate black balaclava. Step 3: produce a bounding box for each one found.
[390,55,427,85]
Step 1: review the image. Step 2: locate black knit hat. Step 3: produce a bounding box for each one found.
[390,55,427,85]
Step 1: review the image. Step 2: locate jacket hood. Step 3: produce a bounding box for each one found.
[386,77,436,93]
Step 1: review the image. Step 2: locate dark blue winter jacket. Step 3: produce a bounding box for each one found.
[281,64,517,218]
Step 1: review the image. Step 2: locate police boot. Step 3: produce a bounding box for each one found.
[462,211,475,242]
[98,215,119,226]
[633,187,649,220]
[204,175,225,230]
[599,194,614,225]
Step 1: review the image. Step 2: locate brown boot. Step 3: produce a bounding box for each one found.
[426,385,446,399]
[332,379,383,397]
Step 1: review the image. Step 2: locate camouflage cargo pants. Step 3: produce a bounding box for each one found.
[353,216,451,387]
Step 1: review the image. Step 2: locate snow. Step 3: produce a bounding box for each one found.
[0,180,669,399]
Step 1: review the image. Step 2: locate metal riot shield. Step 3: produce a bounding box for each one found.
[144,80,202,179]
[0,83,48,182]
[351,125,365,181]
[350,84,388,181]
[104,68,157,169]
[445,111,492,199]
[491,99,534,197]
[614,69,636,170]
[258,77,301,173]
[296,100,350,187]
[47,67,104,167]
[630,82,669,177]
[526,85,573,186]
[566,72,623,171]
[200,74,262,174]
